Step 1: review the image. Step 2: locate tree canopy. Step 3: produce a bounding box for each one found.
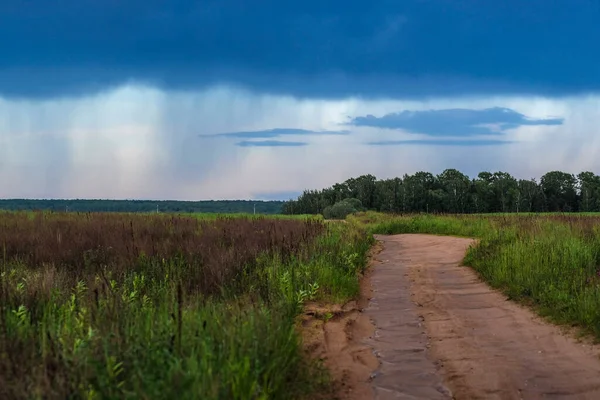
[282,170,600,215]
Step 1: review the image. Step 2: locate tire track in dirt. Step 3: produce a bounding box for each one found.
[368,234,600,400]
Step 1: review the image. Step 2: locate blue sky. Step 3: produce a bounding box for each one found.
[1,1,600,200]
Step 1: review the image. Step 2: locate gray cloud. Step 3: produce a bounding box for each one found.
[368,139,514,146]
[351,107,563,137]
[236,140,308,147]
[210,128,350,139]
[2,1,600,100]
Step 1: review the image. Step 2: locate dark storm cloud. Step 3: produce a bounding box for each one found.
[235,140,308,147]
[367,139,513,146]
[1,0,599,99]
[351,107,563,136]
[212,128,350,139]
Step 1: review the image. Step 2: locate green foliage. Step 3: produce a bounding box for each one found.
[283,169,600,215]
[322,198,363,219]
[362,212,600,338]
[0,212,372,399]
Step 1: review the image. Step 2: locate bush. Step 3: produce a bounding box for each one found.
[323,198,363,219]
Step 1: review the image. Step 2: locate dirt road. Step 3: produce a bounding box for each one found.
[365,234,600,400]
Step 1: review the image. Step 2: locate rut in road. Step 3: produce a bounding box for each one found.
[365,234,600,400]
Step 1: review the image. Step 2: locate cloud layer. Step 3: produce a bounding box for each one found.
[368,139,513,146]
[208,127,349,147]
[3,2,599,201]
[236,140,307,147]
[1,1,599,99]
[212,128,350,139]
[351,107,564,137]
[1,84,599,200]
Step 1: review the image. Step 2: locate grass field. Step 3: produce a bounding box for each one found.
[5,210,600,398]
[351,211,600,338]
[0,211,371,399]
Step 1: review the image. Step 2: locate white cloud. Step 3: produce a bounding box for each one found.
[1,85,599,199]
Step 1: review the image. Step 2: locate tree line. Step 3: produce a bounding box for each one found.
[281,170,600,215]
[0,199,285,214]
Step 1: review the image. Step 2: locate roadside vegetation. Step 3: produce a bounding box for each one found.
[351,211,600,339]
[0,211,372,399]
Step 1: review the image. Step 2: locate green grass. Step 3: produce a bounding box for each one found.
[352,211,600,339]
[189,213,323,220]
[0,212,371,399]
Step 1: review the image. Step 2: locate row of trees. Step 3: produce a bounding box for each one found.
[0,199,285,214]
[282,170,600,215]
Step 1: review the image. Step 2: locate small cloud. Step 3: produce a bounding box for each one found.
[350,107,563,137]
[210,128,349,139]
[236,140,308,147]
[368,139,513,146]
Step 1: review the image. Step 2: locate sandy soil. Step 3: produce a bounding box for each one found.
[301,243,381,400]
[303,234,600,399]
[372,234,600,400]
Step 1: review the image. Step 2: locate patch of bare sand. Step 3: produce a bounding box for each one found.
[300,242,382,400]
[377,234,600,400]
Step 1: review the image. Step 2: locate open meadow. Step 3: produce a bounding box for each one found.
[0,211,371,399]
[5,210,600,398]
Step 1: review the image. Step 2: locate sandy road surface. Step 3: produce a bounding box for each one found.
[366,234,600,400]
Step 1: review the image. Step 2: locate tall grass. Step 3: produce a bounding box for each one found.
[0,212,372,399]
[357,211,600,338]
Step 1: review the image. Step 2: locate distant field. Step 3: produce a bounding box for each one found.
[191,212,322,220]
[0,210,320,220]
[0,211,371,399]
[0,199,285,214]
